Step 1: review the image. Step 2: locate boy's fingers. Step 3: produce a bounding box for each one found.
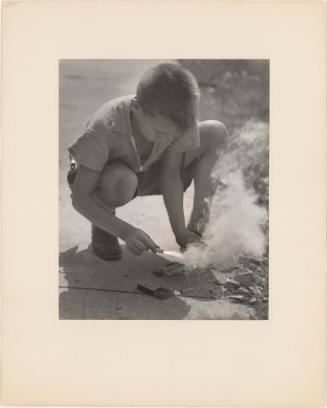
[126,230,160,254]
[128,239,153,254]
[139,233,159,252]
[133,239,148,253]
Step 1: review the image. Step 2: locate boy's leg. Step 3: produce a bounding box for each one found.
[94,163,138,209]
[92,163,138,260]
[135,120,228,236]
[67,162,138,205]
[68,162,138,260]
[183,120,229,234]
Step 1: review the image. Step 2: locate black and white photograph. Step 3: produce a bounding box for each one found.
[59,59,269,320]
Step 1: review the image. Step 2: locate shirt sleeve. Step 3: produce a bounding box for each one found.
[166,122,200,153]
[68,127,111,172]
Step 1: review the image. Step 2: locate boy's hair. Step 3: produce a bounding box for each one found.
[136,63,200,131]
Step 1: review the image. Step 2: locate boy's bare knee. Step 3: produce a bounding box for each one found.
[114,174,138,206]
[199,120,229,150]
[97,164,138,207]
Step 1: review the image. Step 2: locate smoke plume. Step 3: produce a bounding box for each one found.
[183,120,268,270]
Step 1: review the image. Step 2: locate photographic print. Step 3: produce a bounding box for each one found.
[59,59,269,320]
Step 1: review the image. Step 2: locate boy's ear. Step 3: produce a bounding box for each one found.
[131,97,141,111]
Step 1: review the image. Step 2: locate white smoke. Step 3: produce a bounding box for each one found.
[183,120,268,270]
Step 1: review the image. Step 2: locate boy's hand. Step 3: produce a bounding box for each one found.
[124,228,161,256]
[176,228,202,249]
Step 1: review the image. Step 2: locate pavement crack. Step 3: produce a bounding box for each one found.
[59,285,223,300]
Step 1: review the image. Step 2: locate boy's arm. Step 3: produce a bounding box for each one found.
[72,165,160,255]
[159,151,199,247]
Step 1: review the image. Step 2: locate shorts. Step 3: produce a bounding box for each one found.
[67,154,196,198]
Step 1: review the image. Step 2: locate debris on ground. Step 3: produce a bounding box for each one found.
[150,254,268,315]
[153,262,186,277]
[219,255,269,319]
[137,283,174,299]
[224,278,241,291]
[152,262,223,299]
[181,284,223,300]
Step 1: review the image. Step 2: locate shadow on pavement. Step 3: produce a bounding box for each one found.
[59,245,194,319]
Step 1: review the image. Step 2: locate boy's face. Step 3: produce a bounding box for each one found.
[135,109,183,145]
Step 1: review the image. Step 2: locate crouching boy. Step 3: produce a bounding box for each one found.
[68,63,228,260]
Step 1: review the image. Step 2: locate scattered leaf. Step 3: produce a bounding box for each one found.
[224,278,241,291]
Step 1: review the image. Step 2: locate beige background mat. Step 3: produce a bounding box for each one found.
[1,0,326,406]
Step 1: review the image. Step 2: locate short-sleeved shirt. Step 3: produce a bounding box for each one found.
[68,95,200,173]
